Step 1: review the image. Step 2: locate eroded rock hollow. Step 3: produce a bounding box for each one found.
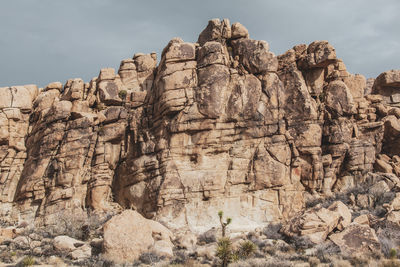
[1,19,399,232]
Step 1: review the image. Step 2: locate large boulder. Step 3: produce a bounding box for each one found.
[372,70,400,105]
[329,223,380,256]
[102,210,174,264]
[231,38,278,74]
[197,18,231,46]
[325,80,355,117]
[282,201,351,243]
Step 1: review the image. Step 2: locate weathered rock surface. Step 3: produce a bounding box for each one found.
[281,201,351,243]
[0,19,398,238]
[102,210,173,263]
[329,223,381,256]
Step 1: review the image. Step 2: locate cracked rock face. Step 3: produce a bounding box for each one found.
[0,19,399,232]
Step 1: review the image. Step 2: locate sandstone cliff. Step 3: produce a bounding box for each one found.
[0,19,399,233]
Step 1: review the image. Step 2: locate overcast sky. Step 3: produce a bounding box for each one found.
[1,0,399,88]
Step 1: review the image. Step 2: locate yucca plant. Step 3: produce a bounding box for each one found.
[218,210,232,238]
[238,240,257,259]
[216,237,234,267]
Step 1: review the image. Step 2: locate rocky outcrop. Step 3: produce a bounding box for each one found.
[281,201,351,243]
[0,19,398,235]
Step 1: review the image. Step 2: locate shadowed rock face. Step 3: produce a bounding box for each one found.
[0,19,398,232]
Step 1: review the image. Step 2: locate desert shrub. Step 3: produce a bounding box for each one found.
[118,90,128,100]
[306,184,369,209]
[139,251,163,265]
[169,250,189,265]
[330,258,352,267]
[305,197,324,208]
[315,240,340,262]
[45,211,113,240]
[69,256,113,267]
[308,256,320,267]
[381,259,400,267]
[46,211,87,239]
[375,191,396,207]
[287,235,314,250]
[20,256,35,266]
[346,183,369,195]
[237,240,257,259]
[263,223,283,240]
[376,221,400,258]
[264,246,276,256]
[261,258,293,267]
[277,241,293,253]
[381,236,398,259]
[230,258,290,267]
[216,237,234,267]
[287,254,309,262]
[347,255,370,267]
[0,251,15,264]
[390,248,398,259]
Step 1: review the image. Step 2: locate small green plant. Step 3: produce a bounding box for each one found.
[238,240,257,259]
[118,90,127,100]
[390,248,398,259]
[216,237,234,267]
[21,256,35,266]
[218,210,232,238]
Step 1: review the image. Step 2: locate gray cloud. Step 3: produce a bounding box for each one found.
[1,0,399,87]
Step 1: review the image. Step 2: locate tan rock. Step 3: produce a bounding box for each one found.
[232,39,277,73]
[325,80,354,117]
[372,70,400,105]
[45,82,63,91]
[198,18,231,46]
[344,73,366,100]
[98,80,122,105]
[70,243,91,260]
[176,232,197,251]
[53,236,84,252]
[163,39,196,63]
[102,210,173,263]
[328,201,351,230]
[352,214,369,225]
[134,54,157,72]
[0,227,16,243]
[299,41,336,68]
[386,211,400,225]
[0,87,12,108]
[231,22,249,39]
[369,180,390,195]
[329,223,380,256]
[282,201,351,244]
[99,68,116,81]
[152,240,174,258]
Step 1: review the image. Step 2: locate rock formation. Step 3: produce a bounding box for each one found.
[0,18,399,235]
